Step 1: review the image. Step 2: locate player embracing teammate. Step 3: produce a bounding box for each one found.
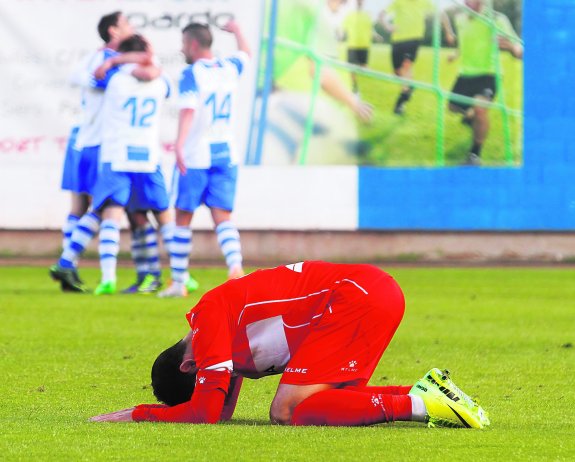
[51,14,250,296]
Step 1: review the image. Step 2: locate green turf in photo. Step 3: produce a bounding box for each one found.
[0,266,572,461]
[276,44,523,167]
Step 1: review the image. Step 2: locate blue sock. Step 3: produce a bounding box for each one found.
[99,219,120,283]
[131,227,148,282]
[59,211,100,269]
[144,223,161,278]
[62,214,80,251]
[216,221,243,273]
[170,226,191,284]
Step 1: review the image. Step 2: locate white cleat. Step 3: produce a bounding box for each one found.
[157,283,188,298]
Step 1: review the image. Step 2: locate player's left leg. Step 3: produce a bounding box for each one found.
[93,167,132,295]
[285,385,419,426]
[274,269,407,426]
[51,143,100,292]
[95,205,125,295]
[393,41,419,115]
[206,164,243,279]
[159,168,205,297]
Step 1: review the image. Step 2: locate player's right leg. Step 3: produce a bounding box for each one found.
[409,368,490,428]
[410,368,490,428]
[392,41,418,115]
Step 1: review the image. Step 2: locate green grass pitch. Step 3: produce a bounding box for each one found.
[1,265,573,461]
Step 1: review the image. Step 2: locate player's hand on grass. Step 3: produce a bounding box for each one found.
[90,407,136,422]
[447,52,459,63]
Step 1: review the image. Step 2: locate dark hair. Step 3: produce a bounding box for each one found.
[182,23,213,48]
[118,34,148,53]
[151,340,196,406]
[98,11,122,43]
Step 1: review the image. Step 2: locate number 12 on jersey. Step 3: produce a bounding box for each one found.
[123,97,157,127]
[205,92,231,123]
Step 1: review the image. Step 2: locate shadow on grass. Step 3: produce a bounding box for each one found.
[222,418,271,426]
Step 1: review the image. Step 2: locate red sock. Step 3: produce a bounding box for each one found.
[344,385,412,395]
[291,389,413,426]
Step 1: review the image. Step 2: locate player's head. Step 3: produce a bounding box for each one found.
[118,34,149,53]
[98,11,134,45]
[181,23,213,64]
[464,0,484,12]
[151,340,197,406]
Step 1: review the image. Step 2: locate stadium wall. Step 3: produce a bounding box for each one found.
[358,0,575,231]
[1,0,574,244]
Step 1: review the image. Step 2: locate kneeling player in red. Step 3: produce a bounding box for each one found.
[91,261,490,428]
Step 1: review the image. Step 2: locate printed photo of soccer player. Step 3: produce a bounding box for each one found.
[378,0,455,115]
[91,261,490,428]
[254,0,374,166]
[256,0,523,168]
[447,0,523,166]
[342,0,374,95]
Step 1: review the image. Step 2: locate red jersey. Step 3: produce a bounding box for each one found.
[132,261,405,423]
[186,261,398,378]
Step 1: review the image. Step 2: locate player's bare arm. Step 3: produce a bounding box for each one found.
[498,36,523,59]
[220,20,252,57]
[175,109,195,175]
[94,51,158,81]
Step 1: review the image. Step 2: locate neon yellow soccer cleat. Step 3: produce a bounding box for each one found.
[410,368,490,429]
[424,368,490,428]
[94,281,117,295]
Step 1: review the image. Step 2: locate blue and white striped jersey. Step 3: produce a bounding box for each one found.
[178,51,249,168]
[100,65,171,173]
[71,48,118,150]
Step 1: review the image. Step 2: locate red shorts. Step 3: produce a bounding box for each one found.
[280,270,405,386]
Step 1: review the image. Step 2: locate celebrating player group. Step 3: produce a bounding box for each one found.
[50,11,250,297]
